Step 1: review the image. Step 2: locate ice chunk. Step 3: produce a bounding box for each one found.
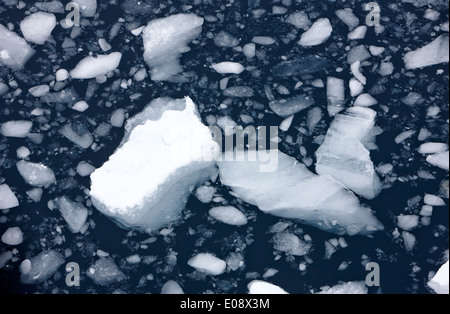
[72,101,89,112]
[70,52,122,79]
[0,24,35,69]
[209,206,248,226]
[351,61,367,85]
[20,12,56,45]
[317,281,367,294]
[29,85,50,97]
[428,261,449,294]
[1,227,23,245]
[27,188,43,203]
[347,45,371,65]
[76,161,95,177]
[395,130,416,144]
[35,1,65,14]
[348,26,367,40]
[54,197,88,233]
[0,184,19,210]
[161,280,184,294]
[426,151,449,170]
[142,14,204,81]
[60,123,94,149]
[73,0,97,17]
[1,121,32,138]
[397,215,419,231]
[272,232,311,256]
[195,185,216,204]
[315,107,382,200]
[243,43,256,58]
[404,35,449,69]
[212,62,244,74]
[424,194,445,206]
[298,18,332,47]
[87,258,125,286]
[56,69,69,81]
[90,97,219,231]
[269,95,315,118]
[214,31,239,47]
[286,11,311,30]
[418,143,448,154]
[252,36,276,45]
[402,231,416,251]
[188,253,226,276]
[248,280,288,294]
[17,161,56,188]
[111,109,125,128]
[354,93,378,107]
[335,9,359,30]
[349,78,364,97]
[217,150,383,236]
[327,77,345,117]
[20,250,65,285]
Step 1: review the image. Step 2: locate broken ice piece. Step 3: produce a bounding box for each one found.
[0,24,35,69]
[426,151,449,171]
[20,12,56,45]
[269,95,315,118]
[212,62,244,74]
[90,97,219,231]
[298,18,332,47]
[315,107,382,200]
[86,258,125,286]
[16,161,56,188]
[1,120,32,138]
[20,250,65,285]
[327,77,345,117]
[248,280,288,294]
[161,280,184,294]
[60,122,94,149]
[428,261,449,294]
[0,184,19,210]
[54,197,88,233]
[187,253,226,275]
[404,35,449,70]
[1,227,23,245]
[316,281,367,294]
[209,206,248,226]
[70,52,122,79]
[73,0,97,17]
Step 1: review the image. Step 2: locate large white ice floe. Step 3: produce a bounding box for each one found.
[70,52,122,79]
[54,197,88,233]
[248,280,288,294]
[0,184,19,210]
[315,107,382,200]
[404,35,449,70]
[16,161,56,188]
[217,150,383,236]
[0,24,35,69]
[428,261,449,294]
[142,13,204,81]
[188,253,227,276]
[90,97,219,231]
[20,12,56,45]
[316,281,368,294]
[20,250,65,285]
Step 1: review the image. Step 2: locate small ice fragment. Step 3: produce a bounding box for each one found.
[72,101,89,112]
[86,258,125,286]
[111,109,126,128]
[348,26,367,40]
[298,18,332,47]
[317,281,367,294]
[1,227,23,245]
[243,43,256,58]
[335,9,359,30]
[29,85,50,97]
[0,24,35,69]
[252,36,276,45]
[418,143,448,154]
[73,0,97,17]
[426,151,449,170]
[161,280,184,294]
[354,93,377,107]
[248,280,288,294]
[70,52,122,79]
[349,78,364,97]
[60,123,94,149]
[286,11,311,30]
[402,231,416,252]
[0,184,19,210]
[56,69,70,81]
[16,161,56,188]
[1,121,33,138]
[397,215,419,231]
[212,62,244,74]
[404,35,449,69]
[54,197,88,233]
[424,194,445,206]
[188,253,226,276]
[195,185,216,204]
[20,12,56,45]
[209,206,248,226]
[428,261,449,294]
[20,250,65,285]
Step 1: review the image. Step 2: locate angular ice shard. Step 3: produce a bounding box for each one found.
[428,261,449,294]
[0,24,35,70]
[16,161,56,188]
[70,52,122,79]
[404,35,449,69]
[90,97,219,231]
[298,18,332,47]
[316,281,367,294]
[20,250,65,285]
[217,150,383,236]
[20,12,56,45]
[187,253,226,275]
[248,280,288,294]
[142,14,204,81]
[0,184,19,210]
[315,107,382,200]
[86,258,125,286]
[54,197,88,233]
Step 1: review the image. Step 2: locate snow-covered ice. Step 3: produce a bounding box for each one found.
[209,206,248,226]
[404,35,449,69]
[20,250,65,285]
[212,62,244,75]
[1,120,32,138]
[316,281,367,294]
[298,18,332,47]
[20,12,56,45]
[86,258,125,286]
[90,97,219,231]
[218,150,383,236]
[1,227,23,245]
[142,14,204,81]
[315,107,382,200]
[54,197,88,233]
[187,253,226,276]
[428,261,449,294]
[70,52,122,79]
[248,280,288,294]
[0,24,35,69]
[16,161,56,188]
[0,184,19,210]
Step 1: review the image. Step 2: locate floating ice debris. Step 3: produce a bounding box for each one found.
[243,43,256,58]
[348,26,367,40]
[286,11,311,30]
[60,122,94,149]
[214,30,239,47]
[327,77,345,117]
[273,55,331,77]
[428,261,449,294]
[195,185,216,204]
[347,45,371,65]
[90,97,219,231]
[0,121,32,138]
[404,35,449,70]
[218,150,383,236]
[20,250,65,285]
[354,93,378,107]
[0,24,35,69]
[26,188,43,203]
[188,253,226,276]
[16,161,56,188]
[418,143,448,155]
[212,62,244,74]
[1,227,23,245]
[298,18,332,47]
[316,281,367,294]
[20,12,56,45]
[335,9,359,31]
[269,95,315,118]
[161,280,185,294]
[351,61,367,85]
[248,280,288,294]
[369,46,385,56]
[223,86,254,98]
[70,52,122,79]
[426,151,449,171]
[111,109,125,128]
[316,107,382,200]
[0,184,19,210]
[209,206,248,226]
[72,101,89,112]
[349,78,364,97]
[395,130,416,144]
[272,232,311,256]
[87,258,126,286]
[279,115,294,132]
[424,194,445,206]
[142,14,204,81]
[54,197,88,233]
[252,36,276,45]
[402,231,416,252]
[55,69,69,81]
[397,215,419,231]
[76,161,95,177]
[73,0,97,17]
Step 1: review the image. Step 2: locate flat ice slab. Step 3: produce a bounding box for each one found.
[404,35,449,70]
[248,280,288,294]
[315,107,382,200]
[90,97,219,231]
[187,253,226,275]
[218,150,383,236]
[16,161,56,188]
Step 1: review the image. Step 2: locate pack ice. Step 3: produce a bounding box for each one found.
[90,97,219,231]
[0,24,35,69]
[142,14,204,81]
[217,150,383,236]
[315,107,382,200]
